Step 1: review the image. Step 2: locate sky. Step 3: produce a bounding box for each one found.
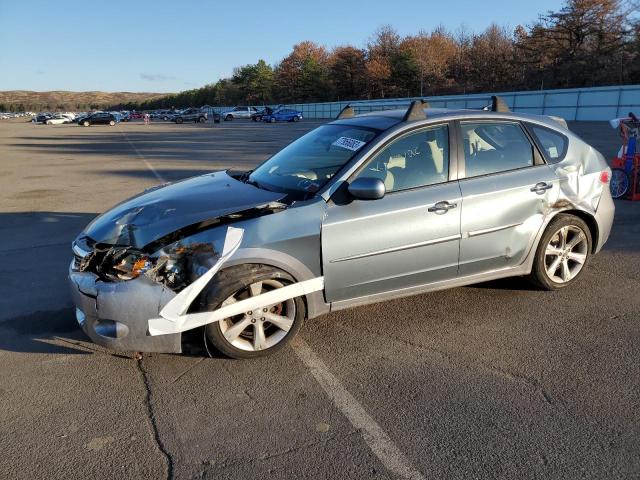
[0,0,564,93]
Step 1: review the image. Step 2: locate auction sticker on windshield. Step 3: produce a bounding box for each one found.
[332,137,367,151]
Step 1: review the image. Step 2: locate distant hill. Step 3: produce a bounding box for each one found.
[0,90,168,112]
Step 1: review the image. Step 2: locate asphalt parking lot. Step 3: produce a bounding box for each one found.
[0,118,638,480]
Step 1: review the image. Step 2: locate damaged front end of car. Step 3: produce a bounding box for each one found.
[68,170,301,353]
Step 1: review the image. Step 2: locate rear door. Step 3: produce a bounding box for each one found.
[456,120,559,276]
[322,123,462,302]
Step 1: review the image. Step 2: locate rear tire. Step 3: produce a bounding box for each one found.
[109,120,115,126]
[201,264,305,359]
[270,117,276,123]
[198,116,206,123]
[176,117,183,124]
[528,214,592,290]
[83,120,90,127]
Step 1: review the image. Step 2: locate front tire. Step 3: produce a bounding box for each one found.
[202,265,305,359]
[225,114,233,121]
[293,115,300,122]
[83,120,90,127]
[109,120,115,126]
[198,116,206,123]
[176,117,183,124]
[529,214,592,290]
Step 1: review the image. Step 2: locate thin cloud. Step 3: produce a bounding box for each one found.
[140,73,176,82]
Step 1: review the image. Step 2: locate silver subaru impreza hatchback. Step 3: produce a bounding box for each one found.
[69,98,615,359]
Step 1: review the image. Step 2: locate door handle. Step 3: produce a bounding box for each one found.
[428,201,457,213]
[530,182,553,194]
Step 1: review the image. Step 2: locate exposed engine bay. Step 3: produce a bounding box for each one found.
[73,200,289,293]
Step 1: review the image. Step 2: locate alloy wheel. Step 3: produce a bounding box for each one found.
[544,225,588,283]
[216,279,295,352]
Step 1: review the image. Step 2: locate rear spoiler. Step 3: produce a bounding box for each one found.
[549,115,569,130]
[486,95,569,130]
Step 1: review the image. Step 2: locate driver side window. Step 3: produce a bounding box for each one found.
[355,125,449,193]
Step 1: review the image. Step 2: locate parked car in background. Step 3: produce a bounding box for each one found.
[262,108,303,123]
[223,106,258,121]
[79,112,117,126]
[45,113,75,125]
[154,110,174,121]
[32,113,53,124]
[171,108,208,124]
[73,113,90,124]
[251,106,274,122]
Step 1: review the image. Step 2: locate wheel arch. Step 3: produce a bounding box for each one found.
[215,247,329,319]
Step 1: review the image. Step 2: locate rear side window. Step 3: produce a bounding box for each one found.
[529,125,568,164]
[461,122,534,177]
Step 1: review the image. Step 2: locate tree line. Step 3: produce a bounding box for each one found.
[119,0,638,110]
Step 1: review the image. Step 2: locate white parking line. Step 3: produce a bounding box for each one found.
[117,127,165,182]
[292,338,426,480]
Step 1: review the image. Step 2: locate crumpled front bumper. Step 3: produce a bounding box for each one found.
[68,261,182,353]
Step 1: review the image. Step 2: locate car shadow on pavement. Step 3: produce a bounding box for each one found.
[0,308,93,355]
[0,211,99,355]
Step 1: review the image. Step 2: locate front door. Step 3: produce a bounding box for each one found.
[457,120,559,276]
[322,123,462,303]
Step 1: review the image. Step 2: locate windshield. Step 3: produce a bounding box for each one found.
[248,124,379,195]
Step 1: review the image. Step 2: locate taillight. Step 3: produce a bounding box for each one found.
[600,170,610,184]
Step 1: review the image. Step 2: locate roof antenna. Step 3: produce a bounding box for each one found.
[491,96,510,113]
[402,100,428,122]
[336,105,355,119]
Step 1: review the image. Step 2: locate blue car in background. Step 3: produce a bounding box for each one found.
[262,108,303,123]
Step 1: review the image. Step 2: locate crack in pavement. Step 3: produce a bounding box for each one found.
[136,357,174,480]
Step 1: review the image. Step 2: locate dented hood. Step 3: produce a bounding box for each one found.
[83,171,285,248]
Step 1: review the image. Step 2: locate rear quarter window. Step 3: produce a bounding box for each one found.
[528,124,568,164]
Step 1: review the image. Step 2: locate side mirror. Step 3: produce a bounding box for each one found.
[348,177,385,200]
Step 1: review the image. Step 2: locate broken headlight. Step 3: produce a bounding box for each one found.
[111,253,155,280]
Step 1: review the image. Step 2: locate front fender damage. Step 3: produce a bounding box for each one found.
[147,226,324,336]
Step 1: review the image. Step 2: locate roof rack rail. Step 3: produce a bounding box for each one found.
[491,96,510,113]
[336,105,355,119]
[402,99,430,122]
